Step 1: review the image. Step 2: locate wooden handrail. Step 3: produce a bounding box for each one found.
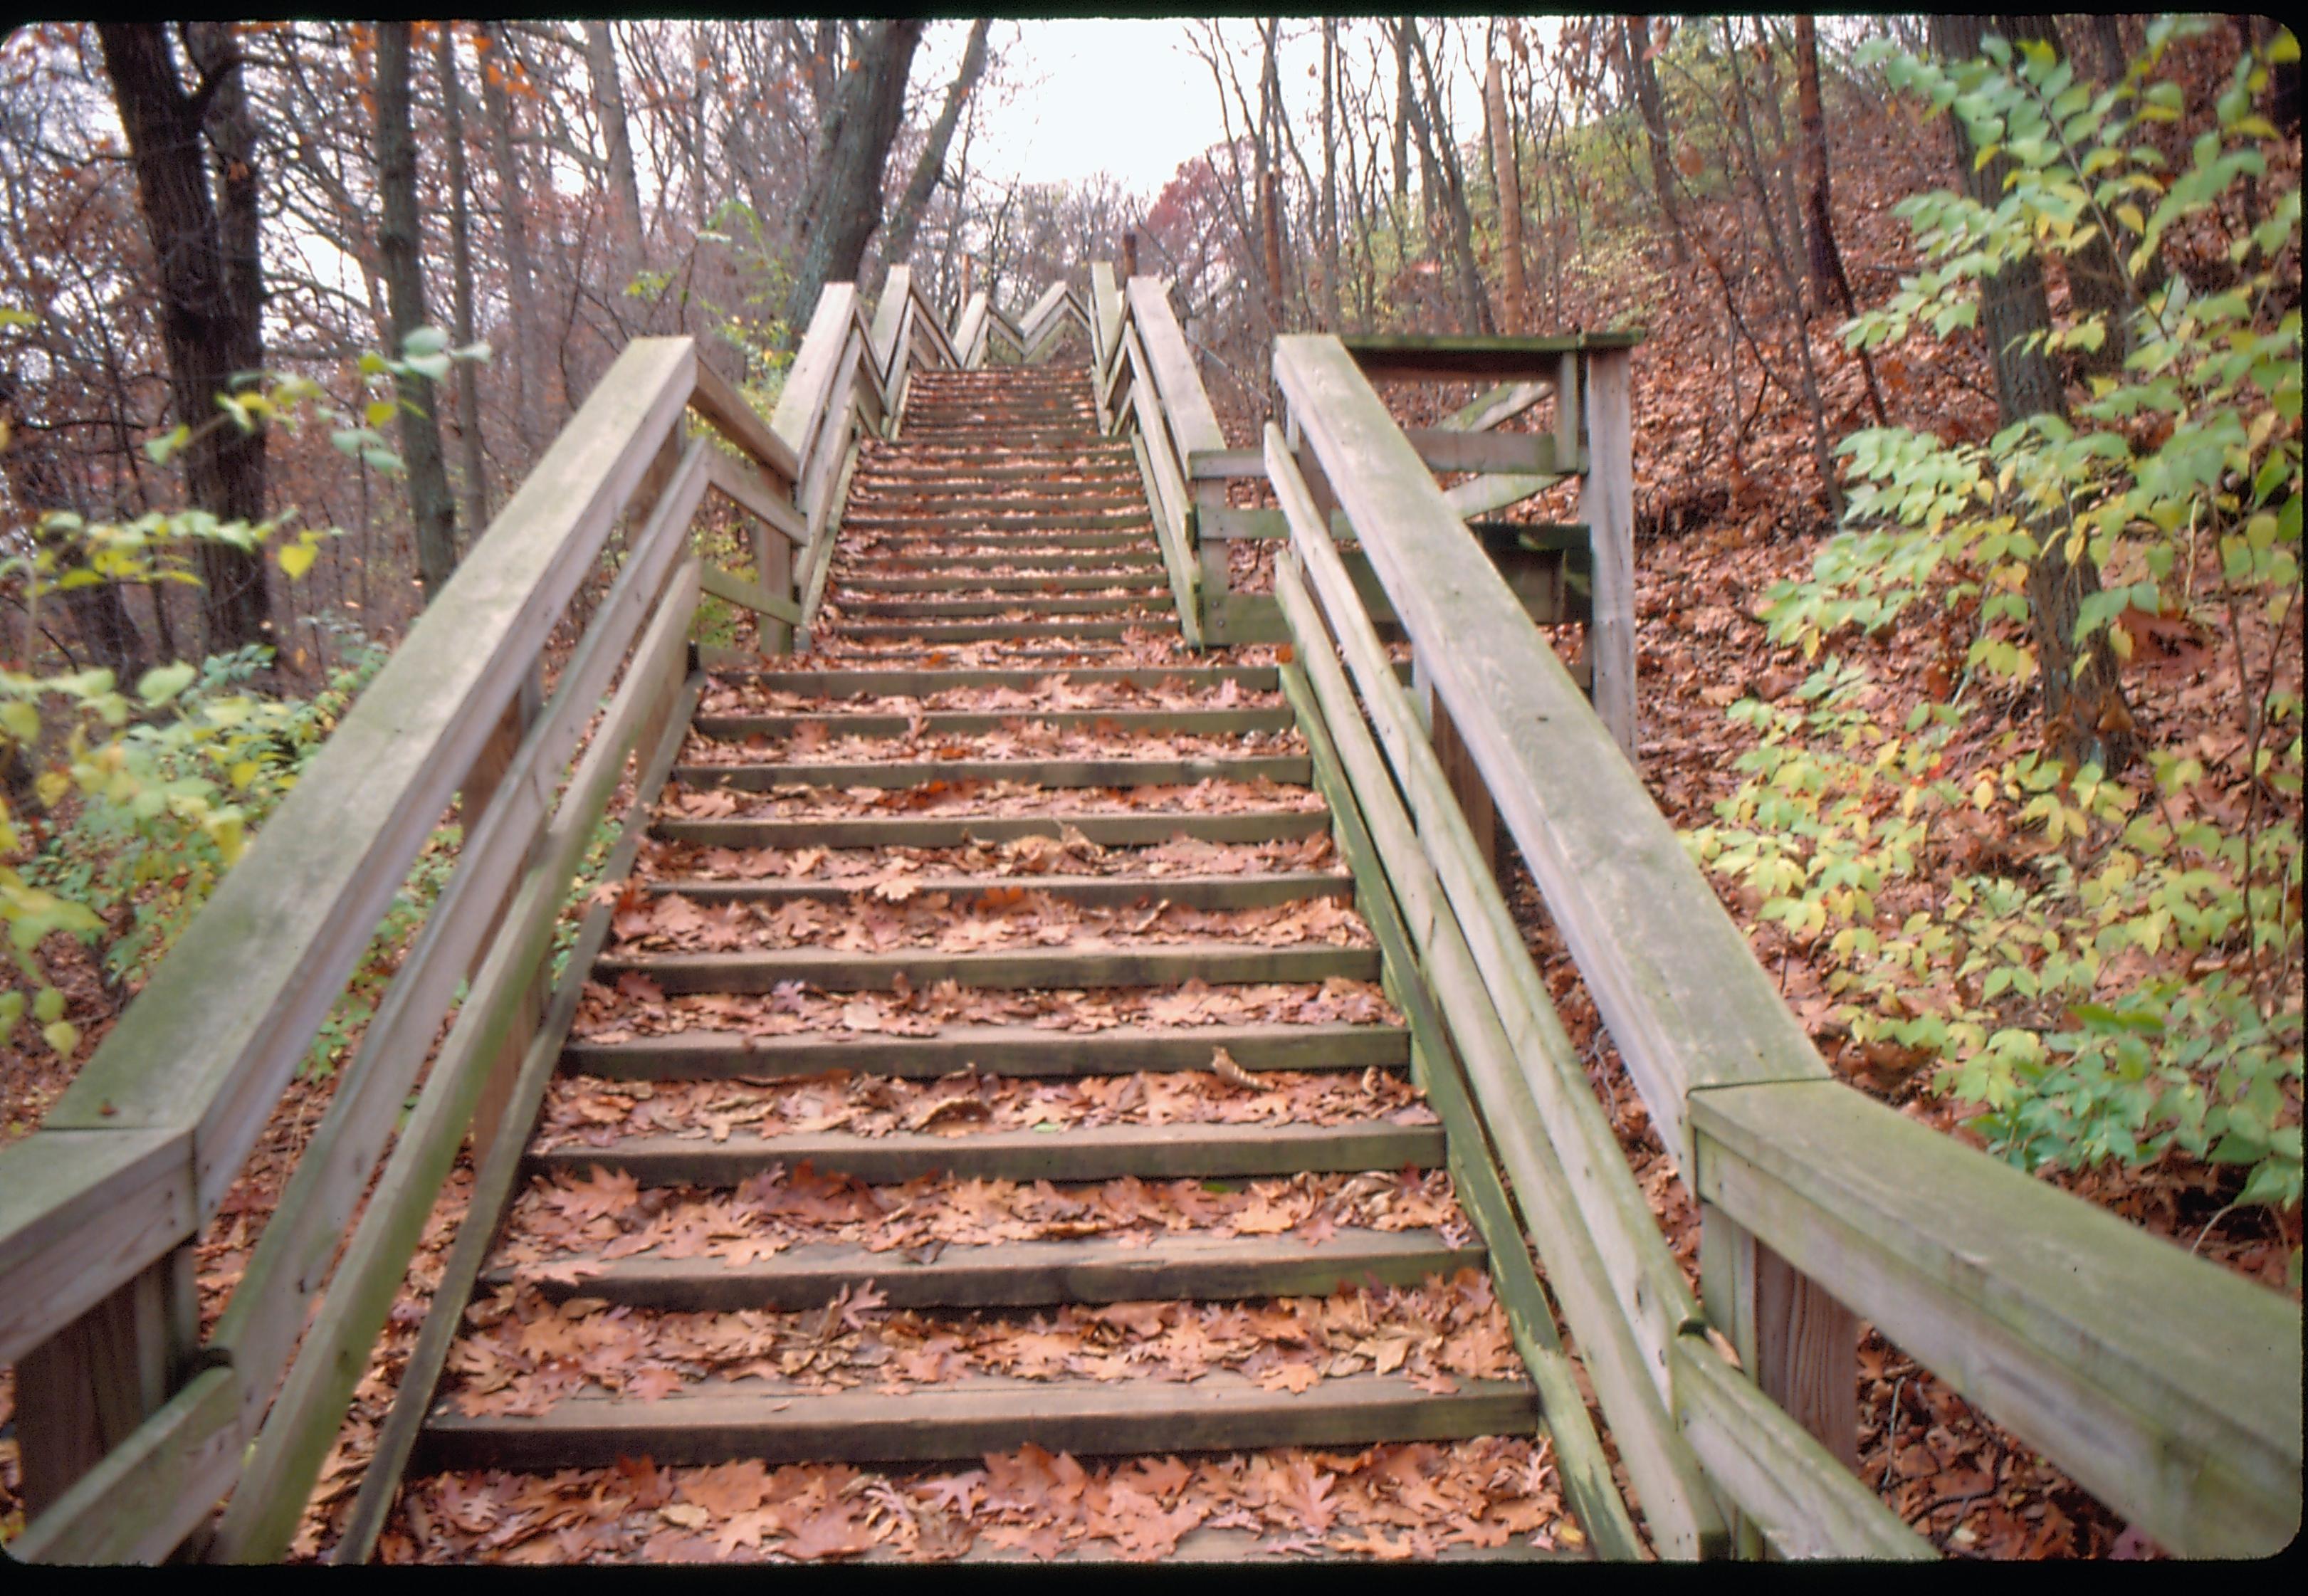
[1266,331,2303,1558]
[0,269,903,1559]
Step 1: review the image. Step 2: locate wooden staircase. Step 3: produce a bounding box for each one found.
[400,362,1556,1551]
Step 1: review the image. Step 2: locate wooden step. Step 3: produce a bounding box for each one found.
[845,530,1157,552]
[695,708,1291,740]
[835,574,1167,594]
[415,1369,1537,1473]
[528,1120,1443,1191]
[844,510,1151,532]
[832,621,1178,645]
[594,941,1379,994]
[839,597,1165,618]
[646,871,1347,911]
[671,755,1308,792]
[846,552,1163,574]
[565,1020,1410,1081]
[488,1224,1472,1313]
[707,665,1279,695]
[654,810,1328,851]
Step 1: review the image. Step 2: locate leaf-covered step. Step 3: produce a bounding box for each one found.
[671,756,1309,792]
[527,1119,1444,1190]
[593,940,1380,994]
[836,573,1168,594]
[654,811,1331,851]
[693,708,1294,740]
[839,597,1165,619]
[833,621,1179,646]
[562,1019,1410,1081]
[644,871,1348,911]
[414,1369,1538,1473]
[486,1226,1476,1314]
[712,665,1280,695]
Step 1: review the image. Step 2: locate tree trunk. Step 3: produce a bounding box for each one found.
[1318,19,1340,329]
[582,21,644,290]
[1621,16,1687,263]
[1486,55,1526,332]
[478,23,544,456]
[1405,26,1494,335]
[1793,16,1857,314]
[375,21,460,600]
[782,19,925,339]
[1391,21,1411,209]
[1937,13,2136,772]
[878,17,990,286]
[98,22,274,661]
[435,23,490,540]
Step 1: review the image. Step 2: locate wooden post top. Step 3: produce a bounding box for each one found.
[1342,331,1644,383]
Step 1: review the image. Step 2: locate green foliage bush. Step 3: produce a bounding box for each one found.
[1685,20,2303,1234]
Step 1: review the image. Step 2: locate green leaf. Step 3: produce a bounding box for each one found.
[137,662,198,705]
[400,325,451,357]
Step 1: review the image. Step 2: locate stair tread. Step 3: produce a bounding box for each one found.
[526,1119,1444,1186]
[483,1224,1476,1310]
[564,1020,1410,1079]
[416,1368,1538,1470]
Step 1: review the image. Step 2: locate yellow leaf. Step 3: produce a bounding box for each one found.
[43,1020,80,1059]
[278,541,317,579]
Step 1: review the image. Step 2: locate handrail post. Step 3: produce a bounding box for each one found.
[1700,1198,1860,1556]
[14,1244,199,1518]
[1577,345,1636,760]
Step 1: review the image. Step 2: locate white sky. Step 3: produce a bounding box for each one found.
[932,18,1492,206]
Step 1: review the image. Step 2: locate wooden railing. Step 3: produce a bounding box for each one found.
[0,264,1110,1562]
[1260,332,2302,1559]
[1091,264,1223,649]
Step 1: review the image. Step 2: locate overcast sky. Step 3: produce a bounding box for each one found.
[928,18,1491,206]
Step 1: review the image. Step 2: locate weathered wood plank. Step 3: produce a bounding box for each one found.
[706,663,1276,695]
[9,1364,241,1564]
[495,1228,1475,1313]
[0,338,698,1367]
[1578,348,1636,757]
[651,811,1332,853]
[1441,379,1552,434]
[201,443,705,1452]
[597,942,1379,994]
[675,755,1305,792]
[690,356,800,485]
[704,448,807,545]
[1400,427,1579,477]
[1269,426,1701,1390]
[869,264,911,379]
[528,1120,1442,1190]
[332,673,706,1566]
[1276,618,1724,1560]
[646,872,1338,913]
[1342,331,1642,382]
[0,1130,192,1370]
[1280,661,1643,1561]
[415,1370,1538,1472]
[700,560,804,625]
[1274,333,1826,1173]
[1693,1079,2302,1558]
[1442,471,1562,520]
[206,569,704,1565]
[1124,275,1226,462]
[565,1020,1408,1082]
[1669,1336,1936,1560]
[769,283,858,456]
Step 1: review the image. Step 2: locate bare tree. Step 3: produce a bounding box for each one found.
[374,21,457,599]
[96,21,274,656]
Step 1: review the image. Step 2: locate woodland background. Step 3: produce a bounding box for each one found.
[0,15,2299,1560]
